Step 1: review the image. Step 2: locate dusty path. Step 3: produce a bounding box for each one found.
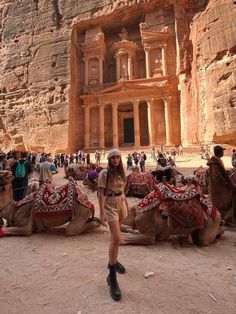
[1,153,236,314]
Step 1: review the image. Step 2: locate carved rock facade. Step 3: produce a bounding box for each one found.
[0,0,235,152]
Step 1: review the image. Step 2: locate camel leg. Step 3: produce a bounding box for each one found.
[82,220,101,233]
[2,218,33,236]
[121,232,156,245]
[65,204,91,236]
[198,211,221,246]
[120,224,140,234]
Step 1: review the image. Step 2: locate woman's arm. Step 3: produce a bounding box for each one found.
[98,187,106,225]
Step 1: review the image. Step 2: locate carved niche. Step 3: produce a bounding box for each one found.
[88,58,99,85]
[150,48,163,77]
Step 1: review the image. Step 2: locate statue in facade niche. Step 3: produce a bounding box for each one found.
[119,27,128,41]
[89,60,99,85]
[152,49,162,77]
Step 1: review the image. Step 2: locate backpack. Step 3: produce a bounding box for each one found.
[143,154,147,161]
[15,160,27,178]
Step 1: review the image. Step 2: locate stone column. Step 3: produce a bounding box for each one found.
[164,98,173,145]
[161,45,167,76]
[99,57,103,84]
[145,48,151,78]
[99,104,105,148]
[147,99,154,145]
[133,101,140,148]
[116,55,121,82]
[84,58,89,86]
[84,105,90,148]
[112,102,119,147]
[128,55,133,80]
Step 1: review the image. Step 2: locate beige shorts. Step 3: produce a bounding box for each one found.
[104,194,128,222]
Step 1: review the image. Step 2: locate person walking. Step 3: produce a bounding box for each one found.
[98,148,129,301]
[140,151,147,172]
[12,151,32,201]
[179,144,184,156]
[39,156,58,185]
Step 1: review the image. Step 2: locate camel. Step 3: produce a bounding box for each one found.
[193,167,236,223]
[125,171,156,198]
[121,182,223,246]
[194,167,236,195]
[0,170,101,237]
[66,164,88,180]
[82,165,103,192]
[27,170,40,195]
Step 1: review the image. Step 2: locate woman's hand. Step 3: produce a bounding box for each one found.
[99,212,107,226]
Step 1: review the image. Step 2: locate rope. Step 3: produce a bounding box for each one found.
[12,185,28,192]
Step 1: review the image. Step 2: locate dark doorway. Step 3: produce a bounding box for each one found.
[124,118,134,143]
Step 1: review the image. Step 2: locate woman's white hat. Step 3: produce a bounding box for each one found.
[107,148,121,159]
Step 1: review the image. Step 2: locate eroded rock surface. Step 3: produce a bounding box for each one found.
[0,0,235,152]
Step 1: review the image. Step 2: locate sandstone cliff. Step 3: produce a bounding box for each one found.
[177,0,236,146]
[0,0,235,152]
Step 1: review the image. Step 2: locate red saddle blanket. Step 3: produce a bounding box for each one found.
[195,166,209,187]
[134,182,217,228]
[34,181,75,217]
[125,172,156,197]
[15,180,94,217]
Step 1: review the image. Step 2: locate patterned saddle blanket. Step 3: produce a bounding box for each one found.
[125,172,156,197]
[194,166,209,193]
[134,182,217,229]
[15,180,94,217]
[34,181,75,217]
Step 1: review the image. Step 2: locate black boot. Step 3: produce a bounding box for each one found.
[108,261,126,274]
[107,264,121,301]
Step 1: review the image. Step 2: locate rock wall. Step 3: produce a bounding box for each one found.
[0,0,235,152]
[178,0,236,146]
[0,0,112,152]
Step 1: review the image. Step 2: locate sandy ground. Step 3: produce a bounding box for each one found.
[1,153,236,314]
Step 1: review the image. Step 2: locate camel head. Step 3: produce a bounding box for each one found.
[0,170,13,187]
[0,170,14,212]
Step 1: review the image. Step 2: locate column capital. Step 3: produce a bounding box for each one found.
[132,100,140,106]
[163,96,171,104]
[147,98,156,105]
[144,46,151,52]
[98,102,105,108]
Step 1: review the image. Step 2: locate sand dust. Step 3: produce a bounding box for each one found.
[0,153,236,314]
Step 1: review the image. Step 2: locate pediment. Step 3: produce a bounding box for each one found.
[95,82,154,95]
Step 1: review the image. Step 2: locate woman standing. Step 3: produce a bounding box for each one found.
[98,148,129,301]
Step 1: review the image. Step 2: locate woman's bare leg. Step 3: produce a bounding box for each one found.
[108,220,121,264]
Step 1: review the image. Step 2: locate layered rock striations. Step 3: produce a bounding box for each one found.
[176,0,236,146]
[0,0,235,152]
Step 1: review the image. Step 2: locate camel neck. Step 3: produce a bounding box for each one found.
[1,200,15,224]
